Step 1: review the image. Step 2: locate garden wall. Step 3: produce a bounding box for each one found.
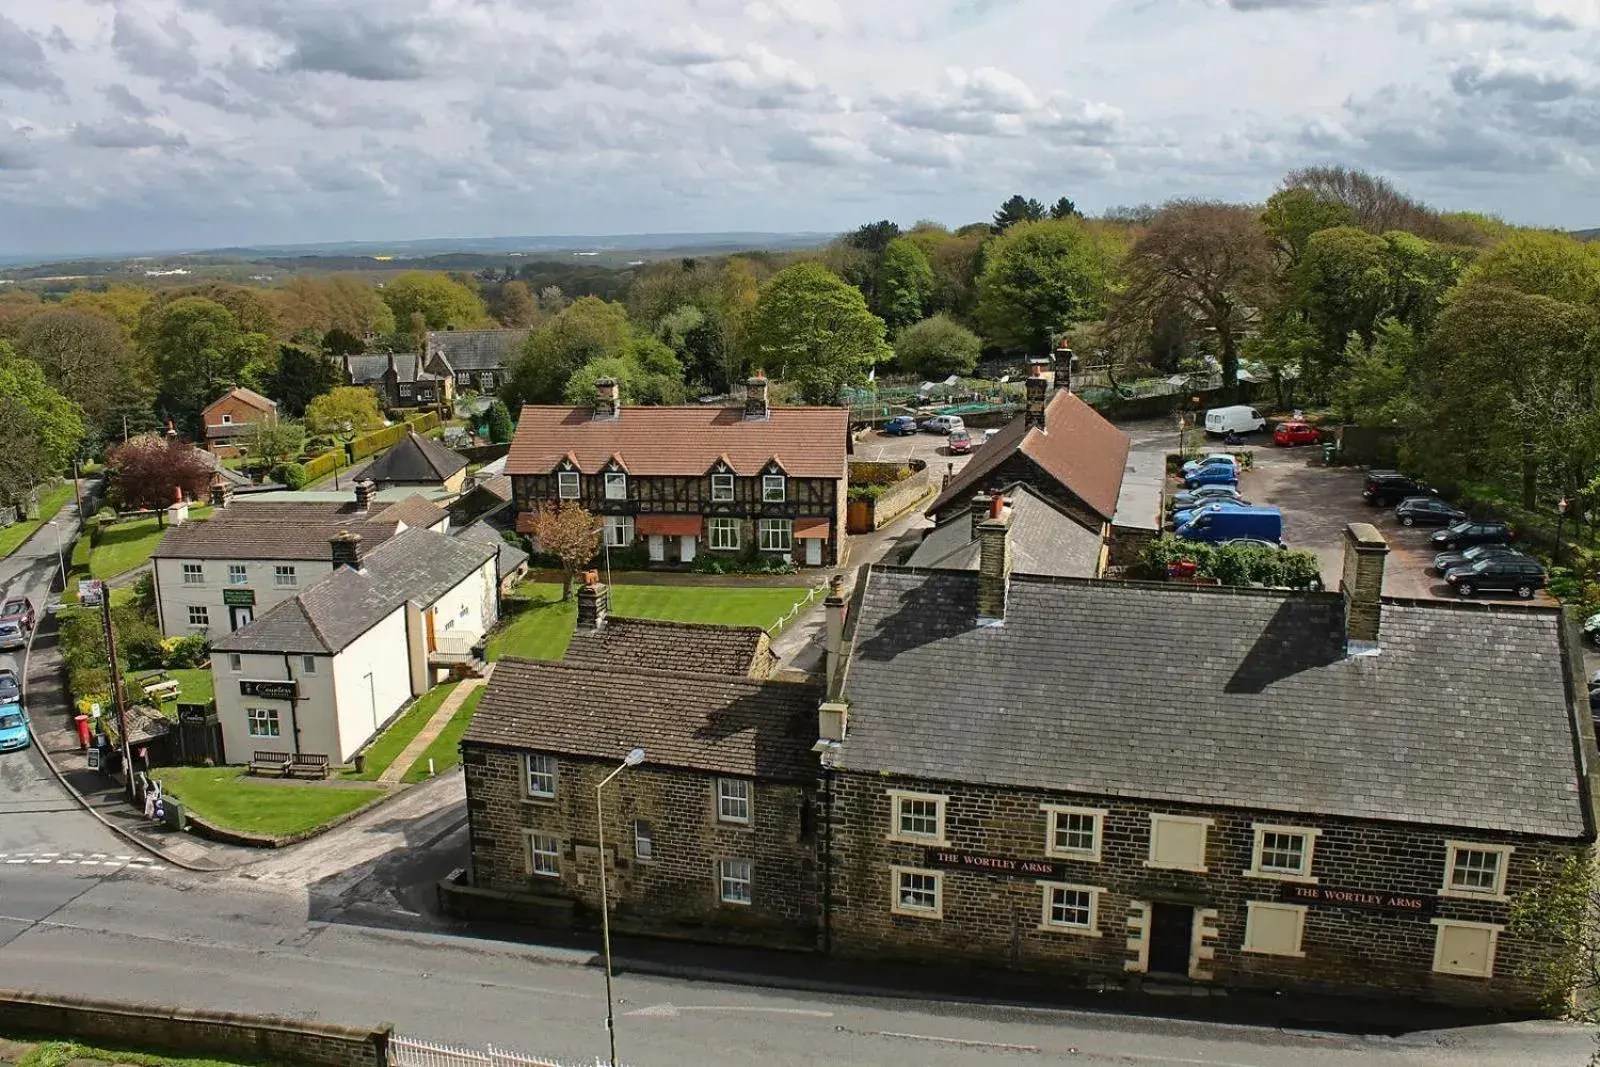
[847,459,934,533]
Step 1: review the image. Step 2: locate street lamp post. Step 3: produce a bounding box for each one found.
[46,520,65,591]
[596,746,645,1067]
[1557,497,1569,565]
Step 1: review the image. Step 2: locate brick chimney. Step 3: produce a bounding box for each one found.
[1024,365,1049,431]
[1340,522,1388,651]
[593,377,620,421]
[209,476,232,509]
[354,479,375,513]
[824,573,847,692]
[976,492,1013,623]
[577,571,609,631]
[970,491,994,543]
[330,530,364,571]
[744,373,770,421]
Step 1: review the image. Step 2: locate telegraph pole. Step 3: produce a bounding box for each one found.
[98,588,136,801]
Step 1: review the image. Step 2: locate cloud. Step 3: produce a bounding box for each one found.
[887,67,1121,143]
[1449,1,1585,32]
[0,13,65,94]
[71,117,189,149]
[45,26,76,53]
[184,1,437,81]
[1224,0,1338,9]
[0,123,39,170]
[1449,53,1588,100]
[111,9,201,80]
[104,84,156,117]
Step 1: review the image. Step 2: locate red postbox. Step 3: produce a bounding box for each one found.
[74,714,90,750]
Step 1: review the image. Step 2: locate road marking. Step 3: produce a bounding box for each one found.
[626,1003,833,1019]
[842,1028,1039,1053]
[0,852,165,872]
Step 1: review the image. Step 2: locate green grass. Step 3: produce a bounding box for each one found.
[168,668,213,705]
[90,506,214,579]
[486,581,813,661]
[11,1038,271,1067]
[0,482,75,559]
[402,686,483,783]
[342,681,460,781]
[151,767,382,837]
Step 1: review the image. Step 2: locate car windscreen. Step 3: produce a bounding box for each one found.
[0,714,21,729]
[1446,521,1472,532]
[0,624,18,635]
[1,602,21,614]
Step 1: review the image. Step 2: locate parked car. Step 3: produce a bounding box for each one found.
[0,704,28,752]
[1172,499,1249,528]
[1181,453,1240,475]
[981,428,1000,445]
[0,596,35,633]
[919,415,965,435]
[1170,485,1246,511]
[1430,520,1514,551]
[1394,497,1467,528]
[1176,505,1283,545]
[947,429,973,454]
[1362,471,1432,506]
[0,621,22,652]
[1432,544,1526,576]
[1183,464,1240,489]
[1272,421,1320,447]
[1222,538,1285,551]
[0,668,18,706]
[1204,405,1267,436]
[880,415,917,436]
[1584,612,1600,646]
[1444,556,1545,599]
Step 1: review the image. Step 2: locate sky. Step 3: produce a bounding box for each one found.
[2,0,1599,259]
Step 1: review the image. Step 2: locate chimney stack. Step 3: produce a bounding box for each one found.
[577,571,609,631]
[354,479,375,513]
[824,573,847,692]
[1024,365,1049,431]
[331,530,364,571]
[593,377,620,421]
[970,491,996,543]
[976,492,1013,623]
[209,476,232,509]
[1340,522,1388,651]
[165,419,177,441]
[744,373,770,421]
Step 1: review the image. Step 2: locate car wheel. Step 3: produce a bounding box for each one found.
[1401,516,1415,527]
[1516,585,1534,599]
[1458,582,1474,597]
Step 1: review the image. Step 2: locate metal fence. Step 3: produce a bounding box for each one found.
[389,1034,632,1067]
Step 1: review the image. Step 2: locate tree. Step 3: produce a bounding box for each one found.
[0,395,49,513]
[305,386,384,438]
[16,309,149,431]
[1048,196,1079,220]
[0,342,84,475]
[894,315,981,379]
[137,296,274,434]
[1331,318,1422,427]
[244,418,306,469]
[497,280,538,328]
[272,344,340,417]
[844,220,901,257]
[1281,165,1483,245]
[878,238,934,332]
[1113,202,1274,396]
[62,284,153,339]
[530,501,601,601]
[977,218,1117,356]
[747,263,890,404]
[485,398,514,444]
[169,282,280,336]
[323,328,366,356]
[1292,226,1396,377]
[504,297,633,407]
[107,434,214,515]
[271,276,396,340]
[923,232,984,321]
[1260,187,1357,266]
[992,194,1045,233]
[562,338,687,407]
[379,271,490,331]
[1460,231,1600,306]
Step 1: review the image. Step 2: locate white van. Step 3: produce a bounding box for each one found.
[1203,405,1266,436]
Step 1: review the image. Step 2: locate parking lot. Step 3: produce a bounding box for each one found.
[853,423,977,478]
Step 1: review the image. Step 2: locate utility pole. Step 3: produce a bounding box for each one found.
[70,456,83,517]
[98,587,136,801]
[123,414,130,444]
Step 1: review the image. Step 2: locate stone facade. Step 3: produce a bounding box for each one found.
[1341,523,1388,644]
[464,745,819,947]
[823,771,1585,1011]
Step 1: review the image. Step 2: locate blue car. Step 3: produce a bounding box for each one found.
[1184,464,1240,489]
[1172,499,1249,528]
[0,703,28,753]
[881,416,917,436]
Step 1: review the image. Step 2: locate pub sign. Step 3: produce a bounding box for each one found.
[239,679,298,701]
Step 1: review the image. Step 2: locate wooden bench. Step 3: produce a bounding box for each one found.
[142,679,181,703]
[286,752,330,780]
[248,750,291,777]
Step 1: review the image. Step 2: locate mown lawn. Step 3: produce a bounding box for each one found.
[402,685,483,783]
[90,506,214,579]
[168,668,213,705]
[0,482,75,559]
[486,582,813,661]
[152,767,382,837]
[342,681,459,781]
[9,1038,271,1067]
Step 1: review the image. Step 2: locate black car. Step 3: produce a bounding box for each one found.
[1430,520,1514,551]
[1363,471,1431,507]
[1444,557,1546,598]
[1431,544,1525,576]
[0,668,16,705]
[1394,496,1466,528]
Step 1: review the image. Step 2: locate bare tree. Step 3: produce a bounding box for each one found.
[529,501,601,601]
[1282,166,1484,245]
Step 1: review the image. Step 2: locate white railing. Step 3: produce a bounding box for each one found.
[389,1035,631,1067]
[766,581,827,637]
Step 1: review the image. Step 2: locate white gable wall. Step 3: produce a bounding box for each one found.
[331,608,415,762]
[211,649,335,763]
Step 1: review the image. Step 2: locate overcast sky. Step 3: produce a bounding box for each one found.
[2,0,1598,259]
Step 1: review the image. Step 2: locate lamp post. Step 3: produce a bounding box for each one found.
[1557,497,1569,565]
[45,520,65,591]
[596,746,645,1067]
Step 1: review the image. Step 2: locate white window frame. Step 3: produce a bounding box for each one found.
[634,820,653,861]
[524,753,556,799]
[1042,805,1104,862]
[525,832,560,878]
[1037,882,1104,936]
[227,563,247,586]
[887,789,948,846]
[762,475,786,502]
[186,605,209,628]
[604,472,628,500]
[274,564,297,588]
[708,517,740,551]
[182,562,204,585]
[1431,918,1502,978]
[604,515,634,548]
[220,413,233,425]
[890,866,943,919]
[479,371,494,390]
[718,858,752,905]
[716,777,751,824]
[711,473,734,502]
[246,707,279,738]
[1441,842,1513,900]
[228,654,242,673]
[557,471,580,500]
[398,382,413,399]
[301,655,317,674]
[1246,825,1321,883]
[1242,901,1308,957]
[759,518,792,553]
[1145,813,1212,873]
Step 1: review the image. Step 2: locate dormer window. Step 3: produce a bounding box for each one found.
[712,473,734,502]
[558,471,580,500]
[763,475,786,502]
[605,472,627,500]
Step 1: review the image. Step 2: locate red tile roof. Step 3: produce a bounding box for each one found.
[506,404,849,479]
[202,386,277,415]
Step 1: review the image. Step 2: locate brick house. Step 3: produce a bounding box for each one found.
[202,386,278,458]
[506,376,849,567]
[342,352,452,410]
[816,516,1596,1011]
[424,329,528,394]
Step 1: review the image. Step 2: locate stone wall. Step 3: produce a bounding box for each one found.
[825,771,1580,1011]
[847,460,934,533]
[0,989,389,1067]
[465,746,819,947]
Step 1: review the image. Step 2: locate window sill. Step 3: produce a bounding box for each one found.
[1142,861,1208,873]
[1037,924,1102,937]
[887,833,948,848]
[522,796,556,806]
[1243,869,1319,885]
[1045,849,1102,863]
[530,870,561,880]
[719,898,752,907]
[1242,947,1306,959]
[1438,888,1509,903]
[890,906,942,921]
[716,818,752,829]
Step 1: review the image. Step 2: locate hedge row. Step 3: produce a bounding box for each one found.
[350,423,408,462]
[407,411,441,434]
[302,449,340,483]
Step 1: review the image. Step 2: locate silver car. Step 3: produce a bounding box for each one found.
[0,621,22,651]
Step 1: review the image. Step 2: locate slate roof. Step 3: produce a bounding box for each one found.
[506,404,849,478]
[906,484,1102,578]
[426,329,528,372]
[929,391,1130,521]
[564,618,771,677]
[838,566,1589,838]
[151,495,446,561]
[345,352,441,385]
[362,431,469,485]
[464,659,822,781]
[212,526,496,655]
[455,512,529,583]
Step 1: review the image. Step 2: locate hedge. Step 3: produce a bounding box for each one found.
[407,411,441,434]
[350,423,408,462]
[302,449,341,483]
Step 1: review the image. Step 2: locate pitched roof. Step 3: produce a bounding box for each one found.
[151,494,445,561]
[212,526,496,654]
[464,659,822,781]
[455,513,529,582]
[906,485,1102,578]
[344,352,440,385]
[203,386,277,415]
[362,431,469,485]
[929,390,1130,521]
[838,566,1589,838]
[564,617,770,677]
[426,329,528,372]
[506,404,849,479]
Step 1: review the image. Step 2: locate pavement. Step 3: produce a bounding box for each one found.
[377,676,486,785]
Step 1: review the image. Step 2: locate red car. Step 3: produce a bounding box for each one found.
[0,596,35,633]
[1273,421,1320,447]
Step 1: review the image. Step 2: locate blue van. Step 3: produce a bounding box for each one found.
[1175,505,1283,545]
